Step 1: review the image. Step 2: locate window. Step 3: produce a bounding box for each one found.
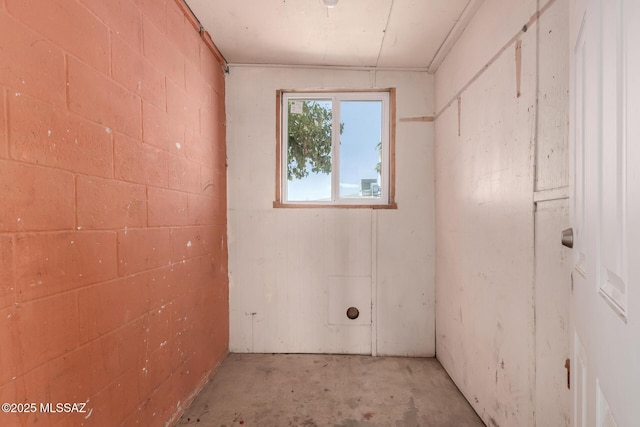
[275,89,396,208]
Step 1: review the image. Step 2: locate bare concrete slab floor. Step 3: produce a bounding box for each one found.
[178,353,484,427]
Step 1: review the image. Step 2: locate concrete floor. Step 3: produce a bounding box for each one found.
[178,354,484,427]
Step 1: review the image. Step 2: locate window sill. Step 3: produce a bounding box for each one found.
[273,201,398,209]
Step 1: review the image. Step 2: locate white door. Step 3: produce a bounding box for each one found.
[570,0,640,426]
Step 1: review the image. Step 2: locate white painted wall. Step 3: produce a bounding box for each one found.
[534,0,571,425]
[535,199,571,426]
[226,67,435,356]
[435,0,537,113]
[434,0,570,425]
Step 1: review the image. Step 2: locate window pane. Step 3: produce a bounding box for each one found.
[339,100,383,199]
[286,99,332,202]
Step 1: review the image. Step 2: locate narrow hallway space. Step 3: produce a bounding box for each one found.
[178,354,483,427]
[8,0,640,425]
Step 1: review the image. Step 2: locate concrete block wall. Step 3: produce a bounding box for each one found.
[0,0,228,425]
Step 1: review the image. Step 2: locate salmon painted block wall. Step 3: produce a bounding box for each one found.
[0,0,228,425]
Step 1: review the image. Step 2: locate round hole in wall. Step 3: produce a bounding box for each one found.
[346,307,359,320]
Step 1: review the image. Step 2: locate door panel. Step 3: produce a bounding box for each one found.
[570,0,640,426]
[574,333,587,427]
[599,0,627,315]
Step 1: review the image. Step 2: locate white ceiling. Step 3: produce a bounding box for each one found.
[185,0,483,71]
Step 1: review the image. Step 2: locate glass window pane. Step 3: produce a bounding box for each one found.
[339,100,383,199]
[286,99,333,202]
